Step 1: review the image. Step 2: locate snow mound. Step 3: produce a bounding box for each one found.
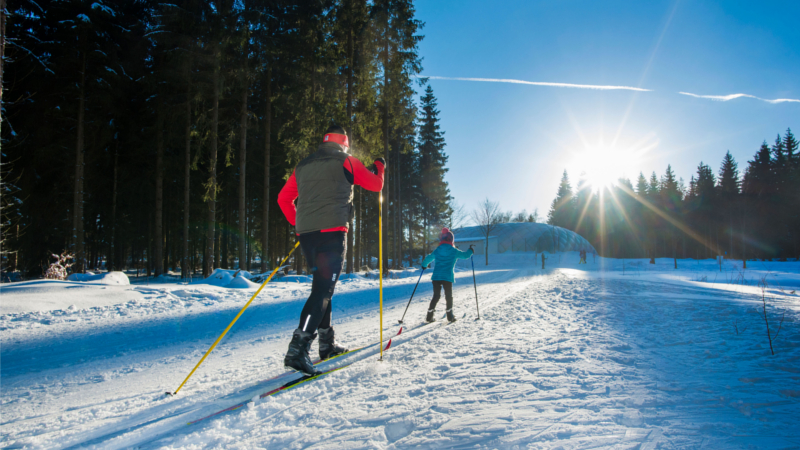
[227,274,260,289]
[204,269,234,287]
[65,271,130,285]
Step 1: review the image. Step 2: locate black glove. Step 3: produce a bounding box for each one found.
[374,157,386,169]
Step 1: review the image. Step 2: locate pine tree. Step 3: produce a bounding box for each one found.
[742,141,775,258]
[418,85,449,253]
[717,151,739,258]
[647,172,659,197]
[660,165,681,208]
[783,129,800,258]
[635,172,648,197]
[783,128,798,166]
[717,151,740,195]
[547,170,574,228]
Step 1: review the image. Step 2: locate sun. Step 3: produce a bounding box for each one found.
[569,145,641,189]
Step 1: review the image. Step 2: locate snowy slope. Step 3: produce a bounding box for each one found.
[1,254,799,449]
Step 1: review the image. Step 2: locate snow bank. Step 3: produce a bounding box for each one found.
[203,268,235,287]
[65,271,130,285]
[0,280,145,314]
[227,274,260,289]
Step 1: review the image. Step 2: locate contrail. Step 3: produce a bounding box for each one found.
[421,75,799,104]
[679,92,800,104]
[421,75,650,92]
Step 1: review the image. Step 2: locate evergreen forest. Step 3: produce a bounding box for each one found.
[1,0,453,278]
[546,129,800,262]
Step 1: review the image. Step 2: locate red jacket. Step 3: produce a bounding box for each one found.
[278,156,384,233]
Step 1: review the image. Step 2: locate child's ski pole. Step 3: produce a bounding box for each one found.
[398,267,425,324]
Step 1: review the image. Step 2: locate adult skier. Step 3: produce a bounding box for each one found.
[421,228,474,323]
[277,125,385,375]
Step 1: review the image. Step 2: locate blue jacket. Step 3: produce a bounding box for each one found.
[422,244,474,283]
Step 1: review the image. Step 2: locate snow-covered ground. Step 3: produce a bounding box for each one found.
[1,253,799,449]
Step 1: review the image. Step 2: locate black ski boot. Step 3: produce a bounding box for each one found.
[425,309,436,323]
[318,326,348,360]
[284,329,321,376]
[446,309,457,323]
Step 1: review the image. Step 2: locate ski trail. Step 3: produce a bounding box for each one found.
[59,267,543,449]
[56,319,449,449]
[143,269,797,449]
[5,258,798,449]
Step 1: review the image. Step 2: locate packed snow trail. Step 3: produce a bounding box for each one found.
[149,268,799,449]
[0,259,530,448]
[1,255,799,449]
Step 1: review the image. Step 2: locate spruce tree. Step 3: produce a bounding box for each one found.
[718,151,740,195]
[783,128,798,166]
[547,170,575,228]
[418,85,449,254]
[717,151,739,258]
[635,172,648,197]
[647,172,660,197]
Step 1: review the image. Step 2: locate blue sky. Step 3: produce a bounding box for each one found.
[414,0,800,217]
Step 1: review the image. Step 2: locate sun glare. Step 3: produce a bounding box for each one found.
[569,145,641,189]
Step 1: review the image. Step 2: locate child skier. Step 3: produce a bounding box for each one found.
[421,228,474,323]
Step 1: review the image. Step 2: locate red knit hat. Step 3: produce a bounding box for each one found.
[439,227,454,244]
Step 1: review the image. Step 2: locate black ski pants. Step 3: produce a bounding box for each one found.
[296,231,346,334]
[428,280,453,312]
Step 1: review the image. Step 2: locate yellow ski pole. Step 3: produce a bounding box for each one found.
[378,192,384,361]
[167,241,301,396]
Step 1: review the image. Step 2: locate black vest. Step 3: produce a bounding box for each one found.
[294,143,354,234]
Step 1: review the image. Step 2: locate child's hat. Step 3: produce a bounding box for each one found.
[440,227,454,244]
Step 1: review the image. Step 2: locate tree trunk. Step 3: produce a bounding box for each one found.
[423,206,428,256]
[238,85,248,270]
[261,69,272,273]
[72,52,87,273]
[741,198,747,269]
[147,214,153,277]
[183,79,192,280]
[215,221,221,270]
[205,55,220,277]
[154,119,164,276]
[0,0,5,106]
[395,142,401,268]
[408,220,414,267]
[109,146,118,271]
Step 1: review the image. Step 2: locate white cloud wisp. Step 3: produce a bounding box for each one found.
[678,92,800,104]
[421,76,650,92]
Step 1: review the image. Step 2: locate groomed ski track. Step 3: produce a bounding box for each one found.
[2,258,538,449]
[2,255,799,448]
[66,267,533,449]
